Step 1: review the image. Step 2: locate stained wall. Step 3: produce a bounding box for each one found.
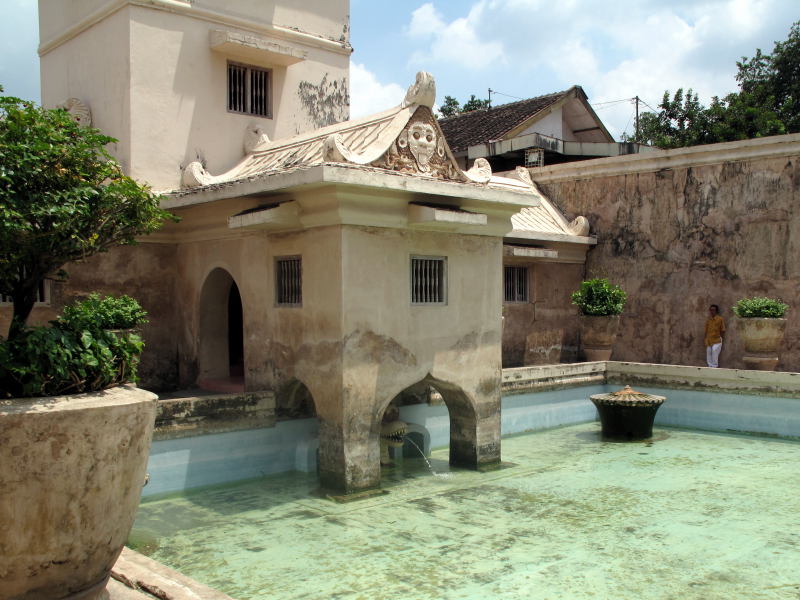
[530,134,800,371]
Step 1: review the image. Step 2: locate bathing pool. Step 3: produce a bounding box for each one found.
[130,421,800,600]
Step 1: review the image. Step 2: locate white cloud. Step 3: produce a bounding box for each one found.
[408,2,504,69]
[349,63,406,118]
[399,0,797,137]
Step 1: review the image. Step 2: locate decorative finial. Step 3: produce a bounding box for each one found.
[401,71,436,108]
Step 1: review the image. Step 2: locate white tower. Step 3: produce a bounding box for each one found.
[38,0,351,190]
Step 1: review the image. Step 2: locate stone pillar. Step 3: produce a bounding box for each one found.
[449,395,501,469]
[317,416,380,494]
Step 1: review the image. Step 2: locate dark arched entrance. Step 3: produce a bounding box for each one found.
[198,268,245,393]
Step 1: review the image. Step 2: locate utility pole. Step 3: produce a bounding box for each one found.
[488,88,493,109]
[634,95,640,140]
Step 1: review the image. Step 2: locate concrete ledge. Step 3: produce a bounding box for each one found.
[606,361,800,397]
[112,547,235,600]
[503,361,800,398]
[502,362,605,394]
[154,390,276,440]
[529,133,800,183]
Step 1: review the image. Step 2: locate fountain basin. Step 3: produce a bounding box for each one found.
[590,385,666,440]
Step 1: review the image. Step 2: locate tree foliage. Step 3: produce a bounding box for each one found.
[635,21,799,148]
[438,94,491,118]
[0,93,175,337]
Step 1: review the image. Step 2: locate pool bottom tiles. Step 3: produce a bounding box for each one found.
[129,422,800,600]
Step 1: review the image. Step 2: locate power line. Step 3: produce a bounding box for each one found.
[591,98,632,106]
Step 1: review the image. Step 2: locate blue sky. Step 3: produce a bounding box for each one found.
[2,0,798,139]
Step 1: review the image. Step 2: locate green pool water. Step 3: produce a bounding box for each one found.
[130,423,800,600]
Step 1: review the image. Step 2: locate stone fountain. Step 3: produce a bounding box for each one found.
[590,385,666,440]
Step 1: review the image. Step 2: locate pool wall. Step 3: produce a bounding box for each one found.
[143,362,800,497]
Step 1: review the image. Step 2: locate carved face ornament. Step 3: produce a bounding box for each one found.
[399,121,437,171]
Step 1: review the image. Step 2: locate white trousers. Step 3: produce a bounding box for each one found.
[706,342,722,368]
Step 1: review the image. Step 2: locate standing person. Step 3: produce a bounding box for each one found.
[704,304,726,368]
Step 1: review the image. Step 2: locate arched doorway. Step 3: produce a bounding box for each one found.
[198,268,245,393]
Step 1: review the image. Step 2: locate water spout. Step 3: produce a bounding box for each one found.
[404,436,451,479]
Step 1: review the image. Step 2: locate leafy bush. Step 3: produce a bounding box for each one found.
[59,293,148,330]
[0,295,147,398]
[732,296,789,318]
[571,278,627,316]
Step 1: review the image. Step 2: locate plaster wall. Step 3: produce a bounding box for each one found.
[530,135,800,371]
[172,226,343,399]
[502,261,584,367]
[519,109,562,140]
[39,0,350,190]
[38,6,133,171]
[0,243,180,391]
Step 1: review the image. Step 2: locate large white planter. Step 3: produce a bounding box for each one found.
[580,315,621,361]
[737,317,787,371]
[0,385,157,600]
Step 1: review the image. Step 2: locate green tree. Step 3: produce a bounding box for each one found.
[635,21,799,148]
[437,94,491,118]
[0,92,175,339]
[439,95,461,118]
[461,94,491,113]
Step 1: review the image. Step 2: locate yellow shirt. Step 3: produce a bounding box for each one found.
[704,315,725,347]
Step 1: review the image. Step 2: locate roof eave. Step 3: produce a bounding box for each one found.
[163,163,541,211]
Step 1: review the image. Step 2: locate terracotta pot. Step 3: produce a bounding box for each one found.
[0,386,157,599]
[580,315,621,361]
[737,317,787,371]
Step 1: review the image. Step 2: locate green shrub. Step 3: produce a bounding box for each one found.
[59,293,148,330]
[732,296,788,318]
[571,278,627,316]
[0,295,147,398]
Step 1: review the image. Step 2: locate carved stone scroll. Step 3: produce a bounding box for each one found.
[57,98,91,126]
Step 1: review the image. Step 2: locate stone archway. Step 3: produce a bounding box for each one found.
[375,373,497,476]
[198,268,245,392]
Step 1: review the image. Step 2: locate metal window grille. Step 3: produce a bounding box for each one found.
[411,257,446,304]
[524,148,544,168]
[227,62,270,117]
[0,280,50,306]
[504,266,528,302]
[276,257,302,306]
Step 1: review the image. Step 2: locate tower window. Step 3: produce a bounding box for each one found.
[276,256,302,306]
[228,62,271,117]
[411,256,447,304]
[504,266,528,302]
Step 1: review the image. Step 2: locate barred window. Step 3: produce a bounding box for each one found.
[411,256,447,304]
[228,62,271,117]
[504,266,528,302]
[0,280,50,306]
[276,257,302,306]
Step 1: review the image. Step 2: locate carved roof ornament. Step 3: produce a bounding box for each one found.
[464,158,492,184]
[567,216,590,236]
[57,98,91,126]
[244,124,271,154]
[401,71,436,109]
[370,106,465,182]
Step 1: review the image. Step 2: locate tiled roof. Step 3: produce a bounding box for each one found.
[438,90,570,153]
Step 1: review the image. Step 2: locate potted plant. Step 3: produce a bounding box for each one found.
[571,278,627,361]
[0,91,173,599]
[732,296,789,371]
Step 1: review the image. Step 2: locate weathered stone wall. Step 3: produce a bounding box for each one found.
[502,262,584,367]
[531,134,800,371]
[0,243,180,391]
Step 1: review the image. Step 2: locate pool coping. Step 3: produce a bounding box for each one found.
[503,361,800,397]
